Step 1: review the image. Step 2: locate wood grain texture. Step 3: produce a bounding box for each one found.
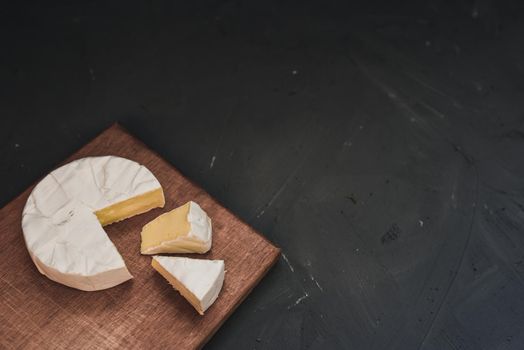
[0,124,280,350]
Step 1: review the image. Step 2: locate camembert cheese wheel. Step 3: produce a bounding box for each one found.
[21,156,165,291]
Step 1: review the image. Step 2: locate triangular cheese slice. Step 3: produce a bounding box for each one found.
[152,256,225,315]
[22,156,165,291]
[141,201,212,254]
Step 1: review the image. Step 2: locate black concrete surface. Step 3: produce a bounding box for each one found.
[2,1,524,349]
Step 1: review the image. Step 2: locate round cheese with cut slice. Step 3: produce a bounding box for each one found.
[21,156,165,291]
[152,256,225,315]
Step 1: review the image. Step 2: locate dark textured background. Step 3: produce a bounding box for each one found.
[2,1,524,349]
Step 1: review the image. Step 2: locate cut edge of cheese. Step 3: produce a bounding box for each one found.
[140,201,212,255]
[151,256,225,315]
[95,188,165,226]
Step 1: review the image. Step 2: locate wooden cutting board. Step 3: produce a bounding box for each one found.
[0,124,280,349]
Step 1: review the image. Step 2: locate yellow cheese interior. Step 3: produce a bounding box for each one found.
[95,188,165,226]
[141,202,209,254]
[151,258,204,315]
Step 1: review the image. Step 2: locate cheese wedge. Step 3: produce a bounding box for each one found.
[140,201,212,254]
[21,156,165,291]
[152,256,225,315]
